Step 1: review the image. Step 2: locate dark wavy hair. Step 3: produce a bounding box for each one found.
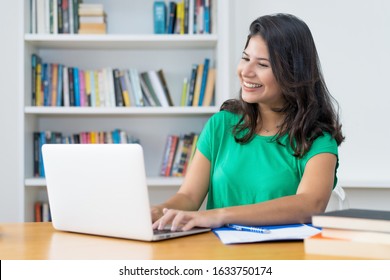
[221,13,344,157]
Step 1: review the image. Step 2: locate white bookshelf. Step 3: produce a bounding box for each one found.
[20,0,232,221]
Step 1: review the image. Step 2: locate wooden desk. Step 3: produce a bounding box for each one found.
[0,222,355,260]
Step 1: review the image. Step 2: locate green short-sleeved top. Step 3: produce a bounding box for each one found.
[197,110,339,210]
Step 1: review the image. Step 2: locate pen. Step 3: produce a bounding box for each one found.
[226,224,271,234]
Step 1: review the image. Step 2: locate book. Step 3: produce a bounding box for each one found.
[56,64,63,106]
[321,227,390,243]
[157,69,174,106]
[140,72,161,106]
[202,67,216,106]
[186,64,198,106]
[153,1,166,34]
[128,68,145,107]
[113,69,124,107]
[174,0,185,34]
[198,58,210,106]
[192,63,204,106]
[119,70,131,107]
[312,208,390,233]
[78,23,106,34]
[147,70,170,107]
[167,1,177,34]
[214,224,321,245]
[304,232,390,259]
[31,54,41,106]
[180,77,188,106]
[139,73,157,106]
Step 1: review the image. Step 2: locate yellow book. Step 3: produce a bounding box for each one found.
[94,70,100,107]
[119,70,130,107]
[35,63,42,106]
[84,70,91,106]
[51,64,58,106]
[202,68,216,106]
[192,64,204,106]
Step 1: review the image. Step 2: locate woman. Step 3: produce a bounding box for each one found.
[152,13,344,231]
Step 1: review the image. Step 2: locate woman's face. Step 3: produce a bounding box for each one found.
[237,35,284,108]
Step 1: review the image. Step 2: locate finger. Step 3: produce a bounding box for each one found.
[171,211,192,231]
[181,219,197,231]
[157,208,176,230]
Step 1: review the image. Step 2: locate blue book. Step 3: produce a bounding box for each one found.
[198,58,209,106]
[204,0,210,33]
[42,63,50,106]
[167,2,176,34]
[56,64,63,106]
[73,67,80,106]
[39,131,47,177]
[153,1,166,34]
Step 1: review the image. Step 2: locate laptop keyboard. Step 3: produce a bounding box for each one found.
[153,228,179,234]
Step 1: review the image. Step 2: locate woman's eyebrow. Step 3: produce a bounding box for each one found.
[242,51,269,61]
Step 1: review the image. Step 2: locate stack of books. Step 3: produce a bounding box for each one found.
[304,208,390,259]
[78,3,106,34]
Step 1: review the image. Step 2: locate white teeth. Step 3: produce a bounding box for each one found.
[243,81,262,88]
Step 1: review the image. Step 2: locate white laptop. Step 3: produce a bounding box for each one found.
[42,143,210,241]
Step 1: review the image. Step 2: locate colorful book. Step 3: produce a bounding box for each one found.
[198,58,209,106]
[140,72,161,106]
[119,70,131,107]
[56,64,63,106]
[128,68,144,107]
[202,67,216,106]
[153,1,166,34]
[167,1,177,34]
[157,69,174,106]
[147,70,170,107]
[192,63,204,106]
[186,64,198,106]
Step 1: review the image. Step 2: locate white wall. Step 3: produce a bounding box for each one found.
[231,0,390,187]
[0,0,22,222]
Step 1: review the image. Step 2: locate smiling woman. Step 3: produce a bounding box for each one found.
[151,13,345,232]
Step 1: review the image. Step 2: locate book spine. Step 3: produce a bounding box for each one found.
[154,1,166,34]
[73,67,80,106]
[192,63,204,106]
[187,64,197,106]
[198,58,210,106]
[31,54,39,106]
[147,70,170,107]
[113,68,124,107]
[167,1,177,34]
[62,66,69,106]
[56,64,63,106]
[157,69,174,106]
[165,135,179,176]
[119,70,130,107]
[51,63,58,106]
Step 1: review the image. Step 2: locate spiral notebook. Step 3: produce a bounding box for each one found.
[213,224,320,244]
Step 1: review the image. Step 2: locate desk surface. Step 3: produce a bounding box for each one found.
[0,222,357,260]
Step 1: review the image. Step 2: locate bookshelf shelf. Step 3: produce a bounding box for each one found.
[24,34,218,49]
[20,0,232,222]
[24,106,219,116]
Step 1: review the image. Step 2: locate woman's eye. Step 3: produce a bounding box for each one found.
[241,57,250,61]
